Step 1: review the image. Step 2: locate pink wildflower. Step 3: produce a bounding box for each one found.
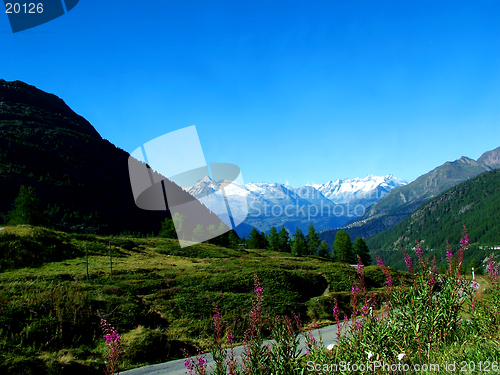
[446,249,453,260]
[404,256,412,271]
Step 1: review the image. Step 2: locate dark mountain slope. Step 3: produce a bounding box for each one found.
[366,169,500,270]
[0,79,219,235]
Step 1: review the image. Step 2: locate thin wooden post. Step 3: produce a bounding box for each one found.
[86,242,89,281]
[109,241,112,282]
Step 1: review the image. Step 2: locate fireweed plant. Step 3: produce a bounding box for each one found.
[183,226,500,374]
[183,347,209,375]
[98,311,122,375]
[184,273,305,375]
[241,274,268,374]
[309,225,500,373]
[469,252,500,338]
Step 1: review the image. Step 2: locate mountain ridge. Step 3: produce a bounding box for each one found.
[307,174,407,204]
[366,168,500,270]
[318,146,500,246]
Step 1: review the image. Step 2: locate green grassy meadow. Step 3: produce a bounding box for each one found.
[0,225,401,374]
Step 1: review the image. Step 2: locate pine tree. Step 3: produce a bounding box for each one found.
[206,224,218,239]
[248,227,267,249]
[261,231,269,249]
[278,226,291,252]
[469,258,484,275]
[206,221,232,247]
[318,241,331,258]
[217,221,228,235]
[172,213,186,239]
[8,185,45,226]
[291,228,307,257]
[192,224,205,242]
[333,230,355,263]
[268,226,279,251]
[159,217,177,239]
[354,237,372,265]
[247,227,260,249]
[307,223,320,256]
[228,230,239,249]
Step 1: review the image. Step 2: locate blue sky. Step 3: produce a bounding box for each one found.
[2,1,500,187]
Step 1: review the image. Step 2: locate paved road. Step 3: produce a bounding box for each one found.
[121,322,351,375]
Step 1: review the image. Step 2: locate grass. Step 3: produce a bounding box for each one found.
[3,225,496,374]
[0,225,395,374]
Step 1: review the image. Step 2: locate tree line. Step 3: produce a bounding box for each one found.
[244,224,372,265]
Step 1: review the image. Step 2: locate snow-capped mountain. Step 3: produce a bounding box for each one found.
[245,182,316,207]
[308,174,407,204]
[185,175,215,197]
[183,177,249,228]
[183,174,406,236]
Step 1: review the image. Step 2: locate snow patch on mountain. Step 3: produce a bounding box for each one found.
[307,174,407,204]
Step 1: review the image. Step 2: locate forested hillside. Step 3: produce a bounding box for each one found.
[318,150,500,245]
[367,169,500,271]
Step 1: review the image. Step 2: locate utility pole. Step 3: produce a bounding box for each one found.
[109,241,112,282]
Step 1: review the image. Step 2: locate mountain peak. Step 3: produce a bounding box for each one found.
[306,174,406,204]
[458,156,476,163]
[477,146,500,169]
[0,79,101,140]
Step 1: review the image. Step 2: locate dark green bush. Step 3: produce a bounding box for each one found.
[0,229,81,271]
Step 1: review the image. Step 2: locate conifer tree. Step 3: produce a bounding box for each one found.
[469,258,484,275]
[159,217,177,238]
[192,224,205,242]
[248,227,267,249]
[8,185,45,226]
[247,228,260,248]
[206,224,218,239]
[228,230,239,249]
[172,213,186,239]
[291,228,307,257]
[261,231,269,249]
[268,226,279,251]
[318,241,331,258]
[278,226,291,252]
[354,236,372,266]
[307,223,320,256]
[333,230,355,263]
[217,221,228,235]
